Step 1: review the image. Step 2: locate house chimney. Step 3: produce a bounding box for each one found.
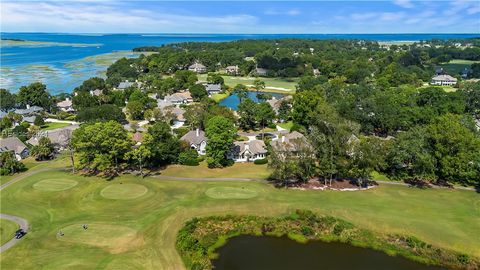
[66,97,70,102]
[90,90,94,96]
[26,104,30,109]
[196,128,199,137]
[245,143,249,150]
[281,135,285,143]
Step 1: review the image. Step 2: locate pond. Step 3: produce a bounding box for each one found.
[220,92,285,110]
[212,235,446,270]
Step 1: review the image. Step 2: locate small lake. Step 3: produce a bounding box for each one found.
[219,92,285,110]
[212,235,446,270]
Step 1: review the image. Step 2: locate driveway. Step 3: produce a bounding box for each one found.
[0,214,29,253]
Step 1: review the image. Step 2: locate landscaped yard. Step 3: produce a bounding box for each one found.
[40,122,71,131]
[439,59,479,75]
[158,161,270,180]
[277,121,294,131]
[0,159,478,269]
[198,74,298,93]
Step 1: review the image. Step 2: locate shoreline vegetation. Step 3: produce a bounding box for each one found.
[176,210,479,270]
[0,38,102,48]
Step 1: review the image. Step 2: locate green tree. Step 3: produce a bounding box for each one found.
[207,73,224,85]
[0,89,16,110]
[73,77,106,93]
[237,98,257,130]
[255,102,275,137]
[126,144,151,177]
[277,100,291,122]
[34,116,45,127]
[76,104,126,123]
[205,116,235,168]
[72,121,132,175]
[253,79,265,96]
[189,84,207,101]
[143,122,180,166]
[178,149,199,166]
[31,137,55,161]
[127,100,145,120]
[233,84,249,103]
[16,82,53,110]
[0,151,26,175]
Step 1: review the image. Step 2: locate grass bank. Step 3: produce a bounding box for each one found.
[0,162,478,269]
[198,74,298,93]
[0,219,19,245]
[177,210,478,269]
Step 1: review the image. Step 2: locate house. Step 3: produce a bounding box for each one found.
[255,67,268,77]
[180,129,207,155]
[431,74,458,86]
[0,111,7,119]
[56,98,74,112]
[27,125,78,150]
[0,137,29,160]
[205,84,222,96]
[90,89,103,97]
[164,91,193,105]
[270,131,308,156]
[114,80,142,91]
[225,65,239,75]
[267,95,293,114]
[132,132,143,145]
[188,62,207,73]
[171,107,186,129]
[14,105,43,116]
[228,140,267,162]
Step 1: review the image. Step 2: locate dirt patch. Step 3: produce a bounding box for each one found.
[287,178,377,191]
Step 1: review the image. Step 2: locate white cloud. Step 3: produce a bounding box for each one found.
[393,0,414,9]
[265,8,301,16]
[0,1,258,33]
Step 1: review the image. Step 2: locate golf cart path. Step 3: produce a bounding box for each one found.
[153,175,256,182]
[0,214,29,253]
[0,168,52,191]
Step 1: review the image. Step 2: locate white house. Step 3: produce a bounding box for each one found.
[205,84,222,96]
[255,67,268,77]
[180,129,207,155]
[431,75,458,86]
[228,140,267,162]
[188,62,207,73]
[225,65,239,75]
[163,91,193,105]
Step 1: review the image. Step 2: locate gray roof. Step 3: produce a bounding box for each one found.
[27,125,78,147]
[117,81,135,89]
[256,67,268,75]
[0,111,7,119]
[206,84,221,92]
[231,140,267,156]
[23,116,36,123]
[13,106,43,115]
[57,99,72,108]
[0,137,27,155]
[270,131,307,152]
[181,129,206,145]
[432,75,457,82]
[189,63,206,69]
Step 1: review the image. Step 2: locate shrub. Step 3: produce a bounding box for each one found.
[267,123,276,129]
[254,158,268,165]
[179,149,199,166]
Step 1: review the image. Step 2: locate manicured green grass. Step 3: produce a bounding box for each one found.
[0,219,18,245]
[0,157,45,185]
[41,122,71,131]
[0,163,478,269]
[439,59,479,75]
[278,121,293,131]
[198,74,298,92]
[205,187,258,199]
[211,92,229,102]
[100,183,148,200]
[33,179,78,191]
[159,161,271,180]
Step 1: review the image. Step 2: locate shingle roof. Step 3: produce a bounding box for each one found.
[13,106,43,115]
[118,81,135,89]
[231,140,267,156]
[189,63,206,69]
[432,75,457,82]
[27,125,78,147]
[206,84,221,92]
[0,137,27,155]
[181,129,207,145]
[270,131,307,152]
[57,99,72,108]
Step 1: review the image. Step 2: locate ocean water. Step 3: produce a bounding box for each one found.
[1,33,478,94]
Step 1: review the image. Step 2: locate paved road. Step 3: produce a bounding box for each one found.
[0,214,29,253]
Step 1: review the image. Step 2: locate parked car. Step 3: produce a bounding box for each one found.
[15,229,26,239]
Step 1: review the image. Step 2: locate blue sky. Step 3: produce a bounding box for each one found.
[1,1,479,33]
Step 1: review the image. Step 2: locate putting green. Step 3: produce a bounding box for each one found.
[205,186,258,199]
[57,223,143,253]
[100,183,148,200]
[33,179,78,191]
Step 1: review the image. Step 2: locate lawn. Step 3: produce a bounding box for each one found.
[0,219,18,245]
[0,157,44,185]
[41,122,71,131]
[158,161,270,180]
[210,92,229,102]
[198,74,298,93]
[277,121,294,131]
[0,161,479,269]
[439,59,479,75]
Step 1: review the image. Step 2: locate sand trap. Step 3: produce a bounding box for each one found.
[100,183,148,200]
[57,223,143,253]
[33,179,78,191]
[205,187,258,199]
